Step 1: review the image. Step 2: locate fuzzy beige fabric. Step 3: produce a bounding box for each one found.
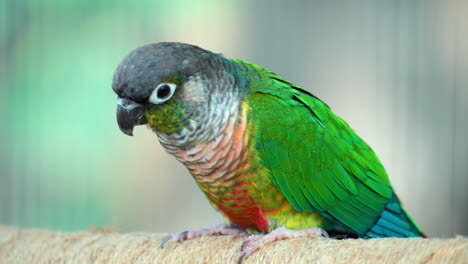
[0,226,467,263]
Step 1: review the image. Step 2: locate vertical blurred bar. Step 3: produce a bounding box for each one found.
[449,0,458,235]
[452,0,468,236]
[9,0,20,228]
[0,0,9,225]
[24,0,35,229]
[13,0,27,226]
[414,0,427,233]
[33,0,43,229]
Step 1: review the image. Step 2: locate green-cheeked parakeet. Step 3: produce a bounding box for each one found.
[112,42,426,261]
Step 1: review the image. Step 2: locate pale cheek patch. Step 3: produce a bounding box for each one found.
[181,76,207,104]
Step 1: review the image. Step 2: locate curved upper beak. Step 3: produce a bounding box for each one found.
[116,98,147,136]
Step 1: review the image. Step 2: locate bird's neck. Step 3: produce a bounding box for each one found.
[164,103,249,184]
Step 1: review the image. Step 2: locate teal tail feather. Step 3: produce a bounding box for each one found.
[365,193,427,238]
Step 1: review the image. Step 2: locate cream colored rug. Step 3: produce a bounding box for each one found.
[0,226,466,263]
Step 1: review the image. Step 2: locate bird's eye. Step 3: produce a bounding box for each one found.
[149,83,177,104]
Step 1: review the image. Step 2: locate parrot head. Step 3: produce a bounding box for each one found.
[112,42,243,148]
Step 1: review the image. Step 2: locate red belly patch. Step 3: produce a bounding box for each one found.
[217,195,269,233]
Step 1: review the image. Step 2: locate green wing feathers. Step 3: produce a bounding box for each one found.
[239,60,410,235]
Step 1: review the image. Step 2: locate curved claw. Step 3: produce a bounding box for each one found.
[240,234,261,250]
[160,223,247,249]
[320,229,330,238]
[160,234,172,249]
[238,227,328,263]
[160,231,183,248]
[237,252,247,264]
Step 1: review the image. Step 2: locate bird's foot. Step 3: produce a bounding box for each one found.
[160,222,246,248]
[238,226,328,263]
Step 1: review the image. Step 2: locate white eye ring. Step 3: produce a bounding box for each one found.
[148,83,177,104]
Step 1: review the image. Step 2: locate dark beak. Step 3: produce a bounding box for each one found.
[116,98,147,136]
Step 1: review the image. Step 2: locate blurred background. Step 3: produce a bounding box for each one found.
[0,0,467,238]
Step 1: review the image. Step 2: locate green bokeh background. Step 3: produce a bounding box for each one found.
[1,0,244,232]
[1,0,467,237]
